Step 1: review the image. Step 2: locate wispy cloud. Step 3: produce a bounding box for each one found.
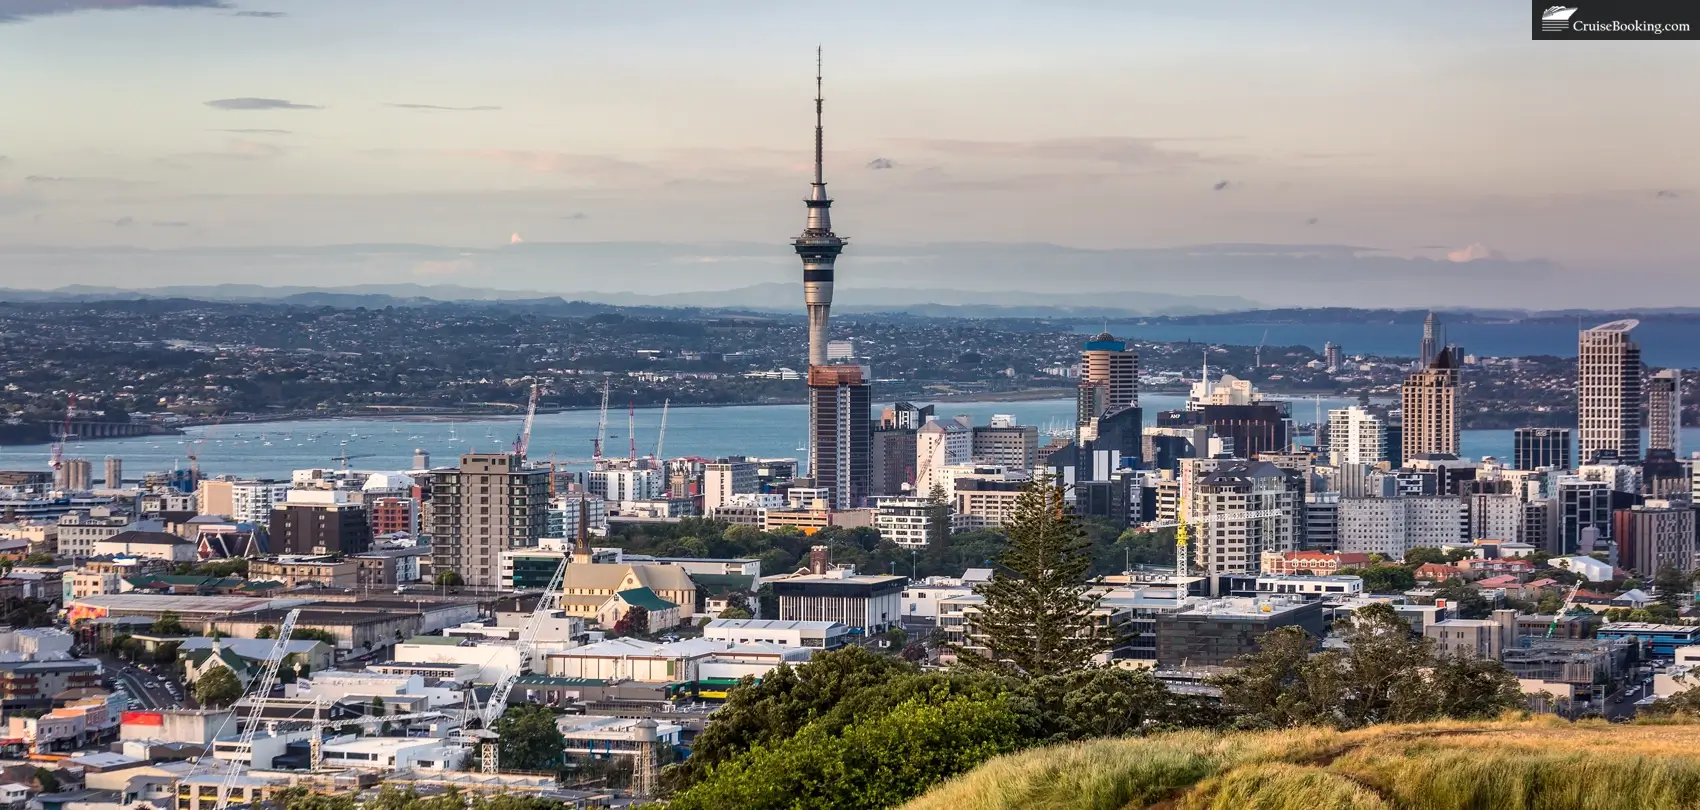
[205,97,321,111]
[152,220,192,227]
[387,103,501,112]
[866,157,895,170]
[1655,189,1680,199]
[25,175,152,187]
[231,9,282,17]
[453,149,653,179]
[891,136,1231,167]
[1212,180,1232,191]
[562,212,589,220]
[209,128,292,135]
[166,138,285,164]
[0,0,225,23]
[110,216,135,227]
[1446,243,1501,263]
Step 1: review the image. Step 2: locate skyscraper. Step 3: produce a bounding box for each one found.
[428,452,550,588]
[1578,319,1642,464]
[1076,332,1138,429]
[1327,406,1386,466]
[1649,368,1681,455]
[793,48,845,369]
[1401,347,1459,460]
[1323,342,1343,371]
[1419,312,1441,368]
[1513,427,1572,471]
[794,52,870,508]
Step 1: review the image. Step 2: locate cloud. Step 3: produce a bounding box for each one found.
[891,136,1228,167]
[25,175,151,187]
[1446,243,1502,263]
[204,97,321,111]
[152,220,192,227]
[110,216,135,227]
[231,9,282,16]
[866,157,895,170]
[167,138,285,163]
[387,103,500,112]
[212,128,291,135]
[1306,217,1319,225]
[561,212,589,220]
[1212,180,1232,191]
[1655,189,1680,199]
[510,232,523,244]
[0,0,225,23]
[453,149,653,179]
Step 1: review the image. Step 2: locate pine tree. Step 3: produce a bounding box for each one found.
[926,483,952,548]
[956,481,1108,678]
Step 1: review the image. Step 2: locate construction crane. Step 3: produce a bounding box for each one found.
[1254,328,1269,368]
[197,608,297,810]
[1137,506,1289,579]
[591,377,610,460]
[514,382,540,459]
[475,555,570,773]
[49,394,76,474]
[330,441,376,470]
[1546,560,1582,639]
[187,412,228,481]
[301,700,448,769]
[653,398,670,461]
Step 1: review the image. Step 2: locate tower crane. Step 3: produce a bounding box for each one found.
[187,412,228,481]
[1545,560,1582,639]
[330,441,376,470]
[591,377,610,460]
[49,394,75,474]
[514,382,540,459]
[1254,328,1269,369]
[474,555,569,773]
[627,401,637,463]
[182,609,298,810]
[1136,506,1288,579]
[653,399,670,462]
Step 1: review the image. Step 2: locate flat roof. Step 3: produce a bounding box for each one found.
[1601,623,1699,633]
[704,619,846,632]
[70,594,309,613]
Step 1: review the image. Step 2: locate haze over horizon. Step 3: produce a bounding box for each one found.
[1,1,1694,308]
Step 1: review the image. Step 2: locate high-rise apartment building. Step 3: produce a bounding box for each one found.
[1076,332,1138,429]
[1187,460,1296,580]
[103,456,121,489]
[703,460,758,512]
[1649,368,1681,456]
[428,452,549,588]
[915,416,972,496]
[270,489,371,556]
[1401,347,1459,460]
[868,427,917,497]
[1614,500,1697,577]
[1338,496,1466,559]
[1578,320,1642,464]
[971,416,1038,471]
[1513,427,1572,471]
[1327,406,1386,466]
[1323,342,1343,371]
[807,365,871,509]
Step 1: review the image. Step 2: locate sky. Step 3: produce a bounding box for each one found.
[0,1,1695,307]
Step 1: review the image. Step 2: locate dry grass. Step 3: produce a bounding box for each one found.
[901,717,1700,810]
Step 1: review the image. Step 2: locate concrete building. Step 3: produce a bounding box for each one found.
[249,557,359,589]
[1402,348,1460,460]
[869,426,918,497]
[1615,500,1697,577]
[1552,475,1613,556]
[1468,493,1526,543]
[545,636,809,684]
[1339,496,1466,559]
[971,417,1039,471]
[587,468,663,503]
[768,564,905,635]
[1425,610,1517,659]
[1327,406,1386,466]
[367,496,420,539]
[1650,369,1682,456]
[806,365,872,510]
[428,453,550,588]
[1513,427,1572,472]
[1154,598,1324,667]
[951,478,1026,531]
[1188,461,1297,579]
[92,530,195,563]
[1578,320,1643,464]
[56,507,132,559]
[0,658,102,708]
[873,496,940,548]
[269,489,370,557]
[915,416,972,496]
[702,618,849,650]
[702,460,758,513]
[1076,332,1139,429]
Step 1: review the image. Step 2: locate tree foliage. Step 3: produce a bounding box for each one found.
[151,611,187,635]
[1654,563,1689,611]
[1336,564,1417,593]
[193,666,243,708]
[613,606,650,637]
[956,482,1110,677]
[486,704,565,772]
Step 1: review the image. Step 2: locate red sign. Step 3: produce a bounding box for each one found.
[120,711,163,726]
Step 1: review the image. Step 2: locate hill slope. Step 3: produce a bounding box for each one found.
[902,717,1700,810]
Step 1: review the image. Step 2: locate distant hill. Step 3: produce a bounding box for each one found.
[903,718,1700,810]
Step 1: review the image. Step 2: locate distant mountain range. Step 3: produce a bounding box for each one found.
[0,281,1257,318]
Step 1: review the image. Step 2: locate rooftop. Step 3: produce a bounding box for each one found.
[704,619,846,632]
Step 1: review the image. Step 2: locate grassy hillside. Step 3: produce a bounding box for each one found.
[901,717,1700,810]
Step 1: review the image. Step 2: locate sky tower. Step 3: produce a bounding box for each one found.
[793,47,845,368]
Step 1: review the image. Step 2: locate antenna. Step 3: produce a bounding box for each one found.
[814,45,824,186]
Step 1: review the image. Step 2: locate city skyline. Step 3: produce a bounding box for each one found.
[0,1,1695,308]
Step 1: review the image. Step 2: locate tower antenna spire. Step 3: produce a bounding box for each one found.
[814,45,824,186]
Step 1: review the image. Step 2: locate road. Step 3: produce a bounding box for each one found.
[1603,679,1650,721]
[101,657,191,710]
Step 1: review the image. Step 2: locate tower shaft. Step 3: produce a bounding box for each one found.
[794,46,845,369]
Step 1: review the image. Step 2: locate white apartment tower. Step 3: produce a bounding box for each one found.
[1578,320,1642,464]
[1327,406,1387,466]
[915,416,972,495]
[1649,368,1681,456]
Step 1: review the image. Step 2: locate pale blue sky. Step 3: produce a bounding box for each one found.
[0,0,1694,302]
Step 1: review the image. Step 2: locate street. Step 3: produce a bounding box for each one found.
[100,656,193,710]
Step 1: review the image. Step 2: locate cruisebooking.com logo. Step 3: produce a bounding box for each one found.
[1533,1,1699,39]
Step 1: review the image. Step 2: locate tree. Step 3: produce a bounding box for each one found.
[1434,577,1492,619]
[435,570,464,587]
[613,606,650,637]
[956,482,1108,678]
[151,611,187,635]
[486,704,565,772]
[21,552,55,566]
[1655,563,1689,611]
[1337,564,1417,593]
[926,483,953,548]
[33,768,59,794]
[256,625,278,639]
[194,666,243,708]
[718,607,753,620]
[292,628,338,645]
[154,641,181,667]
[1403,547,1449,566]
[885,627,908,649]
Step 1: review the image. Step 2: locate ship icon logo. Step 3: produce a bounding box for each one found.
[1541,6,1579,31]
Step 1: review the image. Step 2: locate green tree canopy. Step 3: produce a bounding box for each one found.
[957,482,1109,678]
[193,666,243,708]
[487,704,565,772]
[1337,564,1417,593]
[435,569,464,587]
[151,611,187,635]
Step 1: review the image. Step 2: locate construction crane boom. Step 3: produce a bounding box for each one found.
[1546,561,1581,639]
[50,394,75,474]
[653,399,669,461]
[627,401,636,462]
[515,383,540,458]
[1139,508,1288,579]
[592,377,610,460]
[477,556,569,772]
[215,608,299,810]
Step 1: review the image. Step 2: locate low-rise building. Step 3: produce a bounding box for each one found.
[91,531,194,563]
[702,619,849,650]
[248,557,359,589]
[1425,610,1518,659]
[1154,597,1324,668]
[767,561,905,635]
[1257,551,1373,576]
[544,637,809,684]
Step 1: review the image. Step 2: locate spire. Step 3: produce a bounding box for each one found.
[572,497,592,565]
[814,45,824,187]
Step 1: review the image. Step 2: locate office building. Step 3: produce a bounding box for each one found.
[1188,461,1297,579]
[880,402,934,430]
[1076,332,1139,429]
[916,416,973,495]
[807,365,872,509]
[868,427,917,497]
[1402,347,1459,460]
[1338,496,1466,560]
[972,416,1039,471]
[1302,493,1341,552]
[103,456,122,489]
[1614,500,1696,577]
[767,556,905,635]
[1551,475,1614,556]
[703,460,758,513]
[368,496,419,539]
[1159,403,1291,460]
[587,467,663,503]
[56,506,132,558]
[1514,427,1572,471]
[1419,311,1442,368]
[428,452,550,588]
[1154,598,1323,667]
[1578,319,1642,464]
[269,489,371,556]
[1649,368,1682,455]
[952,478,1027,531]
[1327,406,1386,466]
